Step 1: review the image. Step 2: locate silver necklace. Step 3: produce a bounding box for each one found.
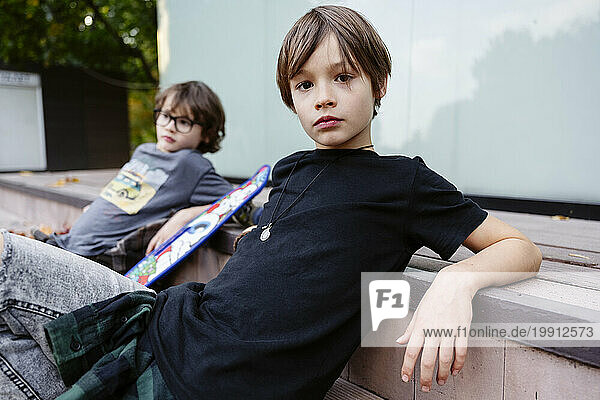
[260,144,374,242]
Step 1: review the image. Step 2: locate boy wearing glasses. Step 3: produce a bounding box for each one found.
[42,81,234,272]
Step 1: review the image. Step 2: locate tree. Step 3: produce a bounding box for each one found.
[0,0,159,150]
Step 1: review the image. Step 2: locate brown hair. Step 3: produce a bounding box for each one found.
[277,5,392,117]
[155,81,225,153]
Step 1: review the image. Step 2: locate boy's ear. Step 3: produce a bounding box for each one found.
[198,127,209,144]
[376,77,388,99]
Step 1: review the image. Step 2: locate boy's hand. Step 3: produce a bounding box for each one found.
[146,206,209,254]
[396,271,475,392]
[395,216,541,392]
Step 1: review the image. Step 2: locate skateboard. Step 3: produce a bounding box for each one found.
[125,165,270,286]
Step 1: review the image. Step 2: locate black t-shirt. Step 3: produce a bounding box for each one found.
[147,149,487,399]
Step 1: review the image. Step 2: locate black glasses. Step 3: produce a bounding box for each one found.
[153,109,202,134]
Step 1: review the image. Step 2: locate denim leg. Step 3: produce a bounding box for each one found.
[0,231,151,400]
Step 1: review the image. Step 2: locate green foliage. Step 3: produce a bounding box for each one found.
[0,0,159,152]
[129,88,157,152]
[0,0,158,82]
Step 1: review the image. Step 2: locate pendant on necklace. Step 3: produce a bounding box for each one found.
[260,225,271,242]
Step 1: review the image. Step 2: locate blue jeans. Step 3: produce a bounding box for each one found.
[0,230,150,400]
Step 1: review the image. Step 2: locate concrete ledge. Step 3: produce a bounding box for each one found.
[0,178,93,209]
[402,263,600,368]
[0,169,116,208]
[0,185,84,231]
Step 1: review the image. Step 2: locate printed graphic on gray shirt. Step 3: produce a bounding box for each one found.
[100,159,168,214]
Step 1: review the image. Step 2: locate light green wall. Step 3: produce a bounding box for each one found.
[158,0,600,204]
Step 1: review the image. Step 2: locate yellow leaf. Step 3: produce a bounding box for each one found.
[39,225,53,235]
[48,178,66,187]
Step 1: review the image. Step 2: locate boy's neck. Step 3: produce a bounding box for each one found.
[314,144,375,152]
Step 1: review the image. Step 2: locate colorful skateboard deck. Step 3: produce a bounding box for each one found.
[125,165,270,286]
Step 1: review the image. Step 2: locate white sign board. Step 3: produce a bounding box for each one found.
[0,70,47,171]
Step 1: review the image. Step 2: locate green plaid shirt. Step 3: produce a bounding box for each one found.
[44,291,175,400]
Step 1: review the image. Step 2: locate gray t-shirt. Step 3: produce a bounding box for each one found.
[53,143,232,256]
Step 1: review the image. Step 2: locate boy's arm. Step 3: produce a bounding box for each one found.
[145,206,210,254]
[397,214,542,392]
[447,213,542,286]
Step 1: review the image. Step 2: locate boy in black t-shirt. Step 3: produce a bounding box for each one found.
[0,5,542,399]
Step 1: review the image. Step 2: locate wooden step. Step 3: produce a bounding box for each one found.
[324,378,384,400]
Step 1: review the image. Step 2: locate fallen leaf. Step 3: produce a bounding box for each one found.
[48,178,66,187]
[7,230,30,238]
[39,225,53,235]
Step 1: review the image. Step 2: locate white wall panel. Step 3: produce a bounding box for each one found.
[158,0,600,204]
